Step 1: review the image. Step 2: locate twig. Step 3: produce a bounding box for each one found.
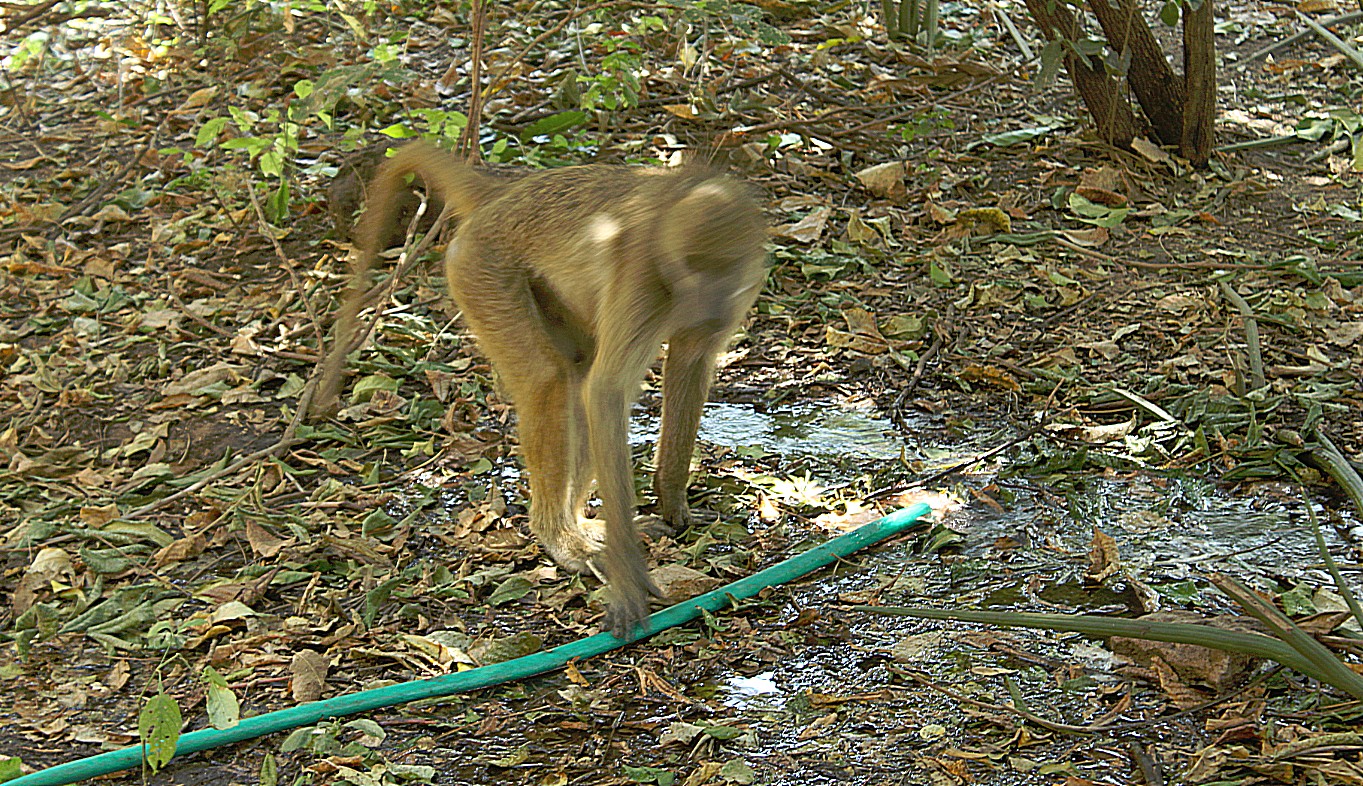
[456,0,487,162]
[244,180,323,350]
[1296,10,1363,71]
[1241,12,1363,64]
[1217,280,1266,391]
[866,410,1068,499]
[128,431,305,519]
[890,328,942,423]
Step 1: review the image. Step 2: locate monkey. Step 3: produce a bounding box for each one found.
[311,142,767,638]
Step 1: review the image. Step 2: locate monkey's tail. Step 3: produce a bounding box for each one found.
[311,143,499,417]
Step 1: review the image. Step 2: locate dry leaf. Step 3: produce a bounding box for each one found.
[291,650,330,703]
[649,564,722,602]
[854,161,907,202]
[154,532,208,567]
[772,207,830,244]
[1130,137,1171,164]
[245,520,288,558]
[1085,527,1120,583]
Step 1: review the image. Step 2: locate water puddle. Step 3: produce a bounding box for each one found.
[632,401,906,460]
[401,401,1356,783]
[646,404,1360,785]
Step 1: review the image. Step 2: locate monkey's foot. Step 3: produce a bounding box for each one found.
[536,517,606,576]
[652,506,720,535]
[633,514,675,542]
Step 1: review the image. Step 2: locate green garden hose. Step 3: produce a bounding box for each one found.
[8,502,931,786]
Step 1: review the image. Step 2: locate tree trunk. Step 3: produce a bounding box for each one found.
[1024,0,1140,148]
[1181,0,1215,166]
[1088,0,1185,146]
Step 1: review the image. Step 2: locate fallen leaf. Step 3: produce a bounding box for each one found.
[1131,137,1171,164]
[854,161,907,202]
[772,207,830,244]
[154,532,208,567]
[290,650,330,703]
[1085,527,1120,583]
[245,520,288,558]
[650,564,722,601]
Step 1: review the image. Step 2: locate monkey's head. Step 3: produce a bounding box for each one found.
[658,178,767,330]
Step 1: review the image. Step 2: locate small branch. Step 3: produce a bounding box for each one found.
[1296,10,1363,71]
[1241,12,1363,64]
[245,180,323,350]
[1217,280,1266,391]
[456,0,487,162]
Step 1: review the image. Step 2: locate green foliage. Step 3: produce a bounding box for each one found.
[0,755,23,783]
[203,666,242,730]
[892,107,956,142]
[580,42,643,111]
[682,1,791,46]
[138,691,183,773]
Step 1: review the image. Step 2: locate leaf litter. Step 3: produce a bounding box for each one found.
[1,0,1362,784]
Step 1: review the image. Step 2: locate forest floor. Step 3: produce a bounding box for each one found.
[1,1,1362,784]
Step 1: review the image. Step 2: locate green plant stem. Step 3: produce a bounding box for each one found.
[1303,492,1363,632]
[1209,574,1363,700]
[854,605,1351,694]
[1296,10,1363,71]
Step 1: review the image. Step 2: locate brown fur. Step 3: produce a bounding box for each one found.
[312,142,767,637]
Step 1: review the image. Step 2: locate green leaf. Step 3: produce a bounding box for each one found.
[1037,39,1064,86]
[928,258,953,286]
[0,755,23,782]
[258,753,278,786]
[523,110,587,140]
[259,148,283,178]
[362,576,403,627]
[977,124,1059,148]
[203,666,241,730]
[266,180,289,223]
[351,373,399,403]
[622,764,676,785]
[138,692,182,772]
[719,758,757,784]
[344,718,387,742]
[222,137,271,160]
[487,575,534,606]
[1159,1,1181,26]
[195,116,229,148]
[379,123,416,139]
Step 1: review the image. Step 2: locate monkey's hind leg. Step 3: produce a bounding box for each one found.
[510,372,607,574]
[449,256,605,575]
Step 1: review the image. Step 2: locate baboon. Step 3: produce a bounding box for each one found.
[312,142,767,637]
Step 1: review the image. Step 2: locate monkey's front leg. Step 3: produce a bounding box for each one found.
[654,328,726,531]
[585,350,663,638]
